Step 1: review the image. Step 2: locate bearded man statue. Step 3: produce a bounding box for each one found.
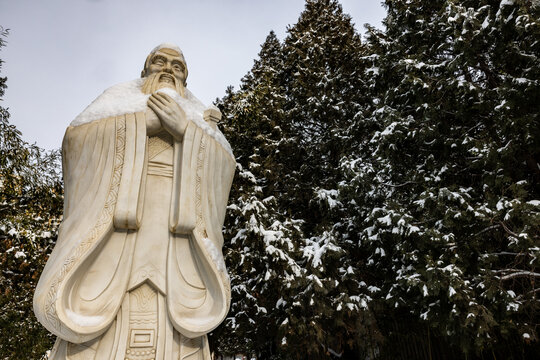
[33,43,235,360]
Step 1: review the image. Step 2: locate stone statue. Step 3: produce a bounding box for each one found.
[33,43,236,360]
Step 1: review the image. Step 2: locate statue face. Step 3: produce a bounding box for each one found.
[145,48,187,91]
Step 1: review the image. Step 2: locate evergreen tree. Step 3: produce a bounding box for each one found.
[211,32,305,359]
[0,27,62,359]
[213,1,376,358]
[278,1,375,358]
[339,0,540,357]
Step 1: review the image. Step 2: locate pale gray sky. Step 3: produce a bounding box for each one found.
[1,0,385,150]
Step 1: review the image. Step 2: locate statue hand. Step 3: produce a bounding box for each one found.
[145,107,161,136]
[147,92,188,140]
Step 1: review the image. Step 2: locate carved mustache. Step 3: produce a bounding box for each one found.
[158,72,176,86]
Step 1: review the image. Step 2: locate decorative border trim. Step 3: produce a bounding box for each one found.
[195,134,206,237]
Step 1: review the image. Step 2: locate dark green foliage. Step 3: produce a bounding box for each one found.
[277,1,377,358]
[0,27,61,359]
[210,31,306,359]
[339,0,540,357]
[212,0,539,359]
[211,1,377,358]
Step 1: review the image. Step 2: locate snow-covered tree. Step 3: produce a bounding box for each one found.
[339,0,540,357]
[278,1,377,358]
[211,32,305,359]
[0,27,62,359]
[212,1,378,358]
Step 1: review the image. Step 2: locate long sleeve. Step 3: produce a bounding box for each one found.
[167,122,236,338]
[33,113,145,344]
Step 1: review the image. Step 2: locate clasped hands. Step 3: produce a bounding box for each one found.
[147,92,188,140]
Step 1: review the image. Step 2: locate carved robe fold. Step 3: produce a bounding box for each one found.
[33,90,235,359]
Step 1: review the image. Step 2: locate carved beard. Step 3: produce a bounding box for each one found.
[141,72,185,97]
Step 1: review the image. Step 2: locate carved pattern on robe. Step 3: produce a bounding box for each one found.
[45,117,127,332]
[148,132,173,160]
[195,135,206,236]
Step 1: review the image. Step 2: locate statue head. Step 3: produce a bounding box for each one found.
[141,43,188,96]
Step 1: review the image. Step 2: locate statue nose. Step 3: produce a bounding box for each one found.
[164,62,173,73]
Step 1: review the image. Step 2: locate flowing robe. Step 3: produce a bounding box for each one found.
[33,85,235,359]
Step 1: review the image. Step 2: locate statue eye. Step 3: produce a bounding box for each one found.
[153,58,165,66]
[173,63,184,72]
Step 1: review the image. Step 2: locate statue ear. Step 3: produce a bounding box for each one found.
[141,70,146,78]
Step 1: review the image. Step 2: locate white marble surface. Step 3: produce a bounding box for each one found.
[34,44,235,360]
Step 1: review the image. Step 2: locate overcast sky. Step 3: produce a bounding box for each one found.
[1,0,386,150]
